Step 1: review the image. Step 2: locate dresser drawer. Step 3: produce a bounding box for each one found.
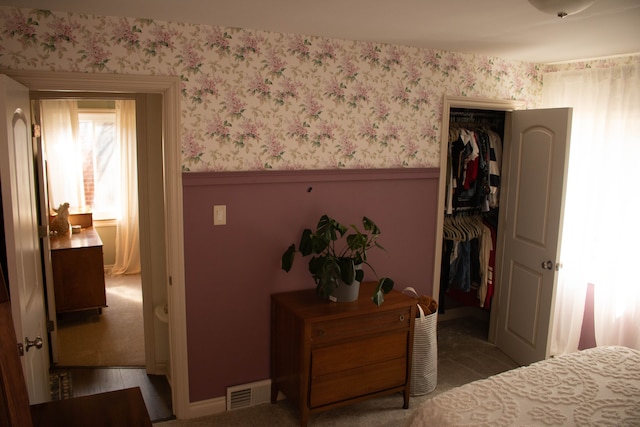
[311,307,411,343]
[310,356,407,408]
[311,332,408,377]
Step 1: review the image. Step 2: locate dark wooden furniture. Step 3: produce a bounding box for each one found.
[50,227,106,313]
[0,265,152,427]
[271,281,416,427]
[29,388,152,427]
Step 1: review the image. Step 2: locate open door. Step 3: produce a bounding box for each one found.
[495,107,572,366]
[0,75,50,403]
[30,104,60,364]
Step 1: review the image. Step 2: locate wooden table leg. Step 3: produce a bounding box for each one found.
[403,387,410,409]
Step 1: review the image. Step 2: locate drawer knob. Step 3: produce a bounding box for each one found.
[399,314,405,322]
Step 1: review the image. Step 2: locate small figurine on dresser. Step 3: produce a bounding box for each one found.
[50,202,71,236]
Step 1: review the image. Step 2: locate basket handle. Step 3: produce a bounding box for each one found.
[403,286,426,321]
[402,286,419,298]
[416,302,426,321]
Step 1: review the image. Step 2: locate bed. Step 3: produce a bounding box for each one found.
[407,345,640,426]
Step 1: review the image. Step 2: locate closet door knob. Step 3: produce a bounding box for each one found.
[541,260,553,270]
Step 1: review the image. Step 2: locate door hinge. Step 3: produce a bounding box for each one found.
[32,123,41,138]
[38,225,49,238]
[47,320,55,333]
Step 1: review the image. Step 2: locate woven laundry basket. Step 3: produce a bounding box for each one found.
[404,287,438,396]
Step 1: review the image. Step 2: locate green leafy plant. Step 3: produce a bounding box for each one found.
[281,214,395,306]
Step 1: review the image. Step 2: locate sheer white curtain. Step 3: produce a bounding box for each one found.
[41,99,140,275]
[544,62,640,353]
[110,100,141,275]
[40,100,84,210]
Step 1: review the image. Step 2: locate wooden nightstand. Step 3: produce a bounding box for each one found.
[271,281,416,427]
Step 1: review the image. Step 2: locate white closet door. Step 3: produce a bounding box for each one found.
[495,107,572,366]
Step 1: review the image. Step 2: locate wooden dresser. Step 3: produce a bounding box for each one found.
[50,227,107,313]
[270,281,416,427]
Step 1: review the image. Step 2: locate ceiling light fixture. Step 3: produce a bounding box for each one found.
[528,0,596,18]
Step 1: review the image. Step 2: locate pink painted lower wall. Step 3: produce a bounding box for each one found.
[182,168,439,402]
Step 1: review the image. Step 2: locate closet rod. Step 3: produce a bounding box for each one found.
[450,108,504,116]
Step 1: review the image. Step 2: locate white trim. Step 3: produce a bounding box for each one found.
[1,69,190,419]
[546,52,640,65]
[93,218,118,227]
[185,387,285,420]
[187,396,227,419]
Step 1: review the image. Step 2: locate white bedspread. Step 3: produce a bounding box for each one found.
[407,346,640,426]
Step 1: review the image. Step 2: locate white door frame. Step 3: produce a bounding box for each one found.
[1,69,190,418]
[433,95,524,342]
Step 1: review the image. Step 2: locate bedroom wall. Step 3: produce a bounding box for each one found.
[0,6,636,403]
[0,6,544,175]
[183,168,438,400]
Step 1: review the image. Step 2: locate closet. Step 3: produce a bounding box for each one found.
[433,96,572,363]
[440,108,504,312]
[433,96,523,341]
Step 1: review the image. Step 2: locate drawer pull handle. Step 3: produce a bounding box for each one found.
[399,314,405,322]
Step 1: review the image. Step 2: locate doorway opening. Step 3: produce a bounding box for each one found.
[433,96,524,345]
[4,70,189,420]
[36,96,145,368]
[32,93,173,421]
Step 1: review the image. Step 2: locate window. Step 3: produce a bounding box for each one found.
[77,111,119,220]
[41,100,133,222]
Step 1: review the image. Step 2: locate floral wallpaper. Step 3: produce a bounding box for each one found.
[0,7,635,172]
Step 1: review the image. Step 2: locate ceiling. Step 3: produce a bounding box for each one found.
[2,0,639,63]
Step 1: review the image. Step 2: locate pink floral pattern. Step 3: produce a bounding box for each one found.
[0,6,636,172]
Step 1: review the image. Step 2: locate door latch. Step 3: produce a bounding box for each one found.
[541,260,563,271]
[541,260,553,270]
[17,342,24,356]
[25,336,44,352]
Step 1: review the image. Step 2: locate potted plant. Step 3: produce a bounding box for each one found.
[281,214,395,306]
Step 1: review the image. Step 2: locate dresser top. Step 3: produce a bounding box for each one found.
[50,227,103,250]
[272,281,415,320]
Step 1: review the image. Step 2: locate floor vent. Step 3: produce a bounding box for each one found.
[226,379,271,411]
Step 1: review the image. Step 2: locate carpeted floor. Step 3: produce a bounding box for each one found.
[56,273,145,367]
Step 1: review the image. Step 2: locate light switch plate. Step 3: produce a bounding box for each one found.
[213,205,226,225]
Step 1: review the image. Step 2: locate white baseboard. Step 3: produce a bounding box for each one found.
[181,380,286,420]
[186,396,226,419]
[147,360,169,378]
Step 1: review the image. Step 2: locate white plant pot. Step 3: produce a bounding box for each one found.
[330,279,361,302]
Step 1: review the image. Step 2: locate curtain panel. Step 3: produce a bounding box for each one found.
[544,62,640,353]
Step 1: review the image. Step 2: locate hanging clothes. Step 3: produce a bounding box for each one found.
[446,125,502,214]
[441,109,505,313]
[442,214,493,306]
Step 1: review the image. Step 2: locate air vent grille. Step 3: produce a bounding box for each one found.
[226,379,271,411]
